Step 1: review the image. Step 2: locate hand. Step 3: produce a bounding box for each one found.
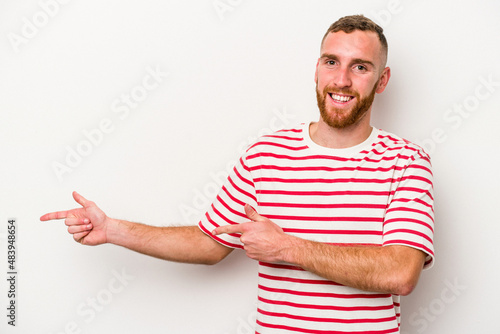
[212,204,294,263]
[40,191,109,246]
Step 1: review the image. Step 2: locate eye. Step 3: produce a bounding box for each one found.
[325,59,337,66]
[355,65,368,72]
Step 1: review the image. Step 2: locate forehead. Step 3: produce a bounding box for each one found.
[321,30,382,63]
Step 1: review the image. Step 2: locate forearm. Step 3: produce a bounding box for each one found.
[106,218,232,265]
[212,204,426,294]
[282,236,425,295]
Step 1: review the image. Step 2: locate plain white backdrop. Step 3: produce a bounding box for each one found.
[1,0,499,333]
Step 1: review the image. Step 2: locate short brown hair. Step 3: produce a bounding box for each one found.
[322,15,388,65]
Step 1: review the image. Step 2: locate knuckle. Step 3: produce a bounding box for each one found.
[240,223,251,233]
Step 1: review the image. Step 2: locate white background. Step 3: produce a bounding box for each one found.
[1,0,499,333]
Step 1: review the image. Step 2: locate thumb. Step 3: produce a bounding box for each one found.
[72,191,89,207]
[244,204,264,222]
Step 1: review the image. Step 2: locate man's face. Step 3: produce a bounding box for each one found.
[315,30,389,129]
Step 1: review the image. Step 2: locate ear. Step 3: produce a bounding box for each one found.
[375,66,391,94]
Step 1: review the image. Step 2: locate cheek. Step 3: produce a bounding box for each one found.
[354,78,377,95]
[315,71,330,90]
[315,71,322,86]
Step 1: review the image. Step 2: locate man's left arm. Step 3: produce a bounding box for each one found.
[213,204,426,296]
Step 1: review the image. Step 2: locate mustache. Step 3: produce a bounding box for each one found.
[320,85,360,98]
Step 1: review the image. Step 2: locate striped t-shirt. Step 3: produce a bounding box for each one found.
[198,122,435,334]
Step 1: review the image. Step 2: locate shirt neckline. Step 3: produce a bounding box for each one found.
[301,122,380,158]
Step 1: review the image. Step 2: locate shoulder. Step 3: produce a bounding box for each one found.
[244,122,307,154]
[373,129,431,164]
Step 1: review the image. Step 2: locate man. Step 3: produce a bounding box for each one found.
[41,15,434,333]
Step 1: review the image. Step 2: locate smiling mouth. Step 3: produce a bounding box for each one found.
[329,93,354,103]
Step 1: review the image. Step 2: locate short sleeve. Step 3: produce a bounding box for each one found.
[382,153,435,269]
[198,155,258,249]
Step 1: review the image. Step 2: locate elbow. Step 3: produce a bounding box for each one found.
[390,271,421,296]
[179,255,224,266]
[394,281,416,296]
[384,247,426,296]
[200,255,224,266]
[197,246,233,266]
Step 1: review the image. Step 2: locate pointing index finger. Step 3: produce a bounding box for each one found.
[40,210,70,221]
[212,223,246,236]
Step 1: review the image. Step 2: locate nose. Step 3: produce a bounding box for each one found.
[334,66,352,89]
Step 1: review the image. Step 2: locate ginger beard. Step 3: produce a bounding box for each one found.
[316,80,379,129]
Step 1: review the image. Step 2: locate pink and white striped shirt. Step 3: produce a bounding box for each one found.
[199,122,435,333]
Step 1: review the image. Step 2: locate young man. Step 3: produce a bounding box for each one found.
[41,15,434,333]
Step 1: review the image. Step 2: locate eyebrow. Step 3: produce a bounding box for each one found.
[320,53,376,69]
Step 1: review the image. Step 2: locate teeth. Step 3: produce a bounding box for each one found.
[330,93,353,103]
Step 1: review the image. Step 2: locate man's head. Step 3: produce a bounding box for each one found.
[321,15,388,67]
[315,15,390,130]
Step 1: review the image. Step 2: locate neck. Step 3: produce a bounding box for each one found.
[309,112,373,149]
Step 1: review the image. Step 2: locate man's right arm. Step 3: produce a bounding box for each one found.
[40,191,233,265]
[107,219,232,265]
